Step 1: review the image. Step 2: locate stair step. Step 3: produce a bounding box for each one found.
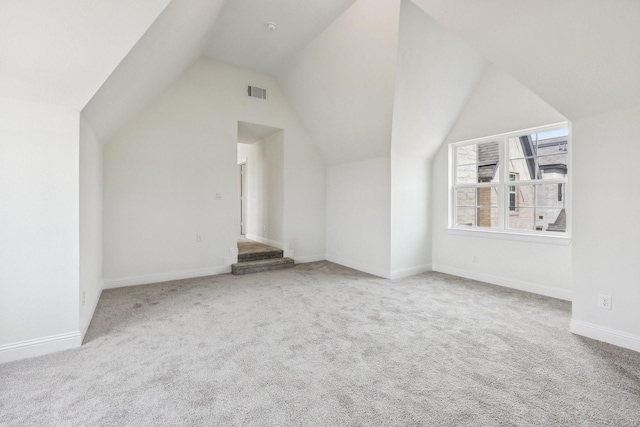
[232,257,295,275]
[237,250,283,263]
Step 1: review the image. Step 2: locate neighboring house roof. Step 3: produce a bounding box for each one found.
[478,141,500,182]
[547,209,567,232]
[537,136,568,174]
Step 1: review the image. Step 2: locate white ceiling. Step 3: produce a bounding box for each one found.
[411,0,640,120]
[238,121,281,144]
[202,0,356,76]
[8,0,640,158]
[0,0,172,110]
[276,0,401,165]
[83,0,225,142]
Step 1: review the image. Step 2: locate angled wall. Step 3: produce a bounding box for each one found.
[79,116,103,338]
[390,0,487,277]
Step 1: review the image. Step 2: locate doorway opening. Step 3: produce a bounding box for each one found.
[236,121,284,245]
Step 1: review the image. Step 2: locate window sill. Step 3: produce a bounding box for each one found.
[447,227,571,245]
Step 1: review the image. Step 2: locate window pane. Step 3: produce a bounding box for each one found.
[508,137,528,159]
[456,164,478,184]
[451,125,569,234]
[456,145,477,166]
[477,141,500,183]
[478,162,500,183]
[477,207,498,228]
[536,183,566,208]
[538,153,568,179]
[508,157,537,181]
[535,127,569,149]
[542,209,566,232]
[508,208,535,231]
[477,186,499,207]
[455,188,476,207]
[456,207,477,227]
[511,184,535,208]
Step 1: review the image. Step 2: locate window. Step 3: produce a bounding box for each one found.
[450,123,569,236]
[509,173,518,212]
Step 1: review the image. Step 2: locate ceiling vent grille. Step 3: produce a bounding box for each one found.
[248,86,267,100]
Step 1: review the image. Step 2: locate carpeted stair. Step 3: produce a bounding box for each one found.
[232,240,294,275]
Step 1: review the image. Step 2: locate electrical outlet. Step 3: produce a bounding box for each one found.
[214,193,223,200]
[82,290,86,306]
[196,234,203,243]
[472,255,479,263]
[598,294,612,310]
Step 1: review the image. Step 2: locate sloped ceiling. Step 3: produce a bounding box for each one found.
[7,0,640,157]
[203,0,355,76]
[83,0,225,142]
[411,0,640,120]
[0,0,172,110]
[238,122,281,145]
[391,0,488,159]
[276,0,401,165]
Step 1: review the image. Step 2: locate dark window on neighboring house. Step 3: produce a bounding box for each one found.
[509,173,517,211]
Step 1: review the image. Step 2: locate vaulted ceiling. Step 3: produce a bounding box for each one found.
[0,0,172,110]
[4,0,640,163]
[202,0,356,76]
[412,0,640,120]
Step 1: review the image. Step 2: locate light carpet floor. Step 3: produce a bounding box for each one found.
[1,262,639,426]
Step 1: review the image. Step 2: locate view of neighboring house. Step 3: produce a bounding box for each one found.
[455,126,568,232]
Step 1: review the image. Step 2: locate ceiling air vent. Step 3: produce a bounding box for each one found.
[248,86,267,100]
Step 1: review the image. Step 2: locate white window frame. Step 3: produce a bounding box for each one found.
[448,122,571,244]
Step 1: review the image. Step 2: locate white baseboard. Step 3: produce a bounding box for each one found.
[294,254,326,264]
[81,288,103,340]
[432,264,572,301]
[103,265,231,289]
[570,319,640,353]
[326,254,390,279]
[390,264,432,280]
[0,331,82,364]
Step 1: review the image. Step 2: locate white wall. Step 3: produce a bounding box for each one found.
[389,0,487,277]
[79,116,103,338]
[326,157,391,278]
[431,65,572,300]
[262,131,284,243]
[390,155,431,278]
[571,105,640,350]
[103,58,325,286]
[0,98,81,362]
